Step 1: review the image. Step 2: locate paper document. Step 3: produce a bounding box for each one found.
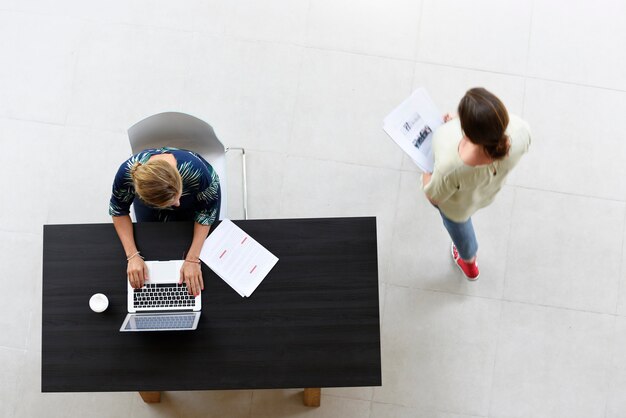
[199,219,278,297]
[383,88,444,172]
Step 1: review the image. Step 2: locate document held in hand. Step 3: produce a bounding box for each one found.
[199,219,279,297]
[383,87,444,173]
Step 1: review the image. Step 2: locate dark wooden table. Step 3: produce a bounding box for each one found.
[42,217,381,406]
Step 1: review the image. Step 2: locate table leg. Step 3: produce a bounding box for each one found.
[139,391,161,403]
[303,388,321,407]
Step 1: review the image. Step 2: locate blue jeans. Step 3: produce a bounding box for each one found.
[436,208,478,261]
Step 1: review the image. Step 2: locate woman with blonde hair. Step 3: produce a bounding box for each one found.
[422,87,531,280]
[109,147,221,296]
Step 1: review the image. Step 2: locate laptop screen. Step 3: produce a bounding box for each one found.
[121,312,200,332]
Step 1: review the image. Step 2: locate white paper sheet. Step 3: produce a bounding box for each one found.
[144,260,184,283]
[383,87,444,172]
[199,219,278,297]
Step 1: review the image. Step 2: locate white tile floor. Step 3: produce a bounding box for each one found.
[1,1,625,417]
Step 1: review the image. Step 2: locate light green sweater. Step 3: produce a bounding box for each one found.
[422,115,531,222]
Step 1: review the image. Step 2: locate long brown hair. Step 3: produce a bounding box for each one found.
[130,160,182,208]
[458,87,510,160]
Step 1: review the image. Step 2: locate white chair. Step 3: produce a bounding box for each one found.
[128,112,247,220]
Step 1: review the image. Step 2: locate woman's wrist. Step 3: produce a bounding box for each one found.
[126,251,144,262]
[184,249,201,264]
[185,254,200,264]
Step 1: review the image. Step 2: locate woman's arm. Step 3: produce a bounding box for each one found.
[422,172,438,205]
[112,215,148,288]
[179,222,211,296]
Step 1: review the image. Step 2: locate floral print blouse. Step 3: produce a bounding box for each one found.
[109,147,220,225]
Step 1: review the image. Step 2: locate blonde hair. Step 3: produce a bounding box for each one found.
[130,160,182,208]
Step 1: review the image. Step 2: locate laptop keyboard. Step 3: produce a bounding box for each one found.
[133,283,196,309]
[127,314,196,330]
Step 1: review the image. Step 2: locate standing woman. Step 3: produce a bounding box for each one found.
[109,146,221,295]
[422,88,531,280]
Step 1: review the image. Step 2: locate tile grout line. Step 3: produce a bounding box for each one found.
[602,315,619,418]
[521,59,529,121]
[506,184,626,204]
[270,157,625,207]
[499,186,517,300]
[523,73,626,95]
[62,18,87,127]
[179,30,198,113]
[413,59,527,78]
[1,115,126,135]
[23,309,35,354]
[301,44,626,95]
[277,7,310,218]
[381,166,406,315]
[128,391,139,417]
[36,9,199,35]
[0,345,27,353]
[389,177,626,206]
[486,291,506,417]
[301,0,313,49]
[612,205,626,315]
[520,0,534,122]
[374,279,394,404]
[369,164,405,404]
[370,398,488,417]
[1,115,65,128]
[5,8,626,94]
[103,20,195,36]
[523,0,536,79]
[485,187,518,416]
[0,228,42,238]
[521,75,528,120]
[7,346,29,418]
[296,41,620,96]
[384,282,624,318]
[302,44,417,65]
[221,33,305,49]
[280,151,408,173]
[367,399,375,418]
[218,0,310,49]
[412,0,426,64]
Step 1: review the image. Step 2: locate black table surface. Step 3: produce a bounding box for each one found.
[42,217,381,392]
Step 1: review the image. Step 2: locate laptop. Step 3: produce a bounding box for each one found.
[120,260,201,332]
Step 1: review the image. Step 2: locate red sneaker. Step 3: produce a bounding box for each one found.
[451,243,480,281]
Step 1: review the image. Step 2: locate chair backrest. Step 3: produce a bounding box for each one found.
[128,112,227,219]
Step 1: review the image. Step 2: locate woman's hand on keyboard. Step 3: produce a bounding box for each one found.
[127,257,148,288]
[180,261,203,296]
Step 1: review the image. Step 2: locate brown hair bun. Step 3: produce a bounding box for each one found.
[458,87,510,160]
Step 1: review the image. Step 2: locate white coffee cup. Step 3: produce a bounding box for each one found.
[89,293,109,313]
